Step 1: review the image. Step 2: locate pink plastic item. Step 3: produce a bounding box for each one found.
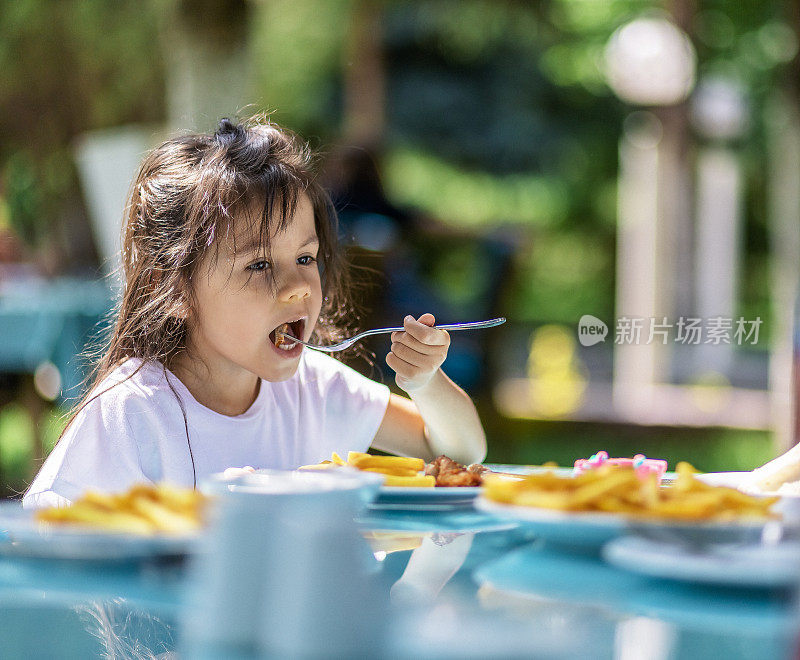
[573,451,668,483]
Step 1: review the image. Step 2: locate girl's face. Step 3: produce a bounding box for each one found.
[187,193,323,383]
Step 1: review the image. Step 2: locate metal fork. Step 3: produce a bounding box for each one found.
[278,317,506,353]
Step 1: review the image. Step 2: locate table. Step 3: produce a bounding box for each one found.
[0,476,797,659]
[0,276,113,400]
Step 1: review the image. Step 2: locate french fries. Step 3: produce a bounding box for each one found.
[382,475,436,488]
[359,467,421,477]
[348,454,425,472]
[482,462,779,522]
[35,483,208,535]
[297,461,336,470]
[299,452,434,487]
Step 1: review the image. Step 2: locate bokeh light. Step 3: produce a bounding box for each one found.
[526,325,587,418]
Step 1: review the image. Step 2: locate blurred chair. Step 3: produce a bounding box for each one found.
[73,125,153,283]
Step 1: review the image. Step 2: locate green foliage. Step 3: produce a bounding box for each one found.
[3,153,44,246]
[0,0,792,329]
[371,0,794,329]
[0,403,66,496]
[383,148,569,227]
[249,0,352,137]
[506,230,615,323]
[484,415,776,474]
[0,404,34,490]
[0,0,165,247]
[378,1,627,325]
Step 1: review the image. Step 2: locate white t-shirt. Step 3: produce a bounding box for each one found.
[23,351,390,509]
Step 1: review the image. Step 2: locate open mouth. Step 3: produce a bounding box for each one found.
[269,318,305,351]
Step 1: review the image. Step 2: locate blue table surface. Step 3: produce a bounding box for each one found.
[0,276,113,401]
[0,478,797,660]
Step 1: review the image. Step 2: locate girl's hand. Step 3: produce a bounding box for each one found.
[386,313,450,393]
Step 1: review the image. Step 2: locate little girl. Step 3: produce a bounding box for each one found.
[24,116,486,508]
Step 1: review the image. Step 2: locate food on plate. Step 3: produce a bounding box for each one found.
[298,452,435,487]
[298,452,490,487]
[483,461,779,521]
[425,455,484,487]
[347,452,426,472]
[35,483,207,535]
[296,461,335,471]
[347,450,433,486]
[574,451,668,484]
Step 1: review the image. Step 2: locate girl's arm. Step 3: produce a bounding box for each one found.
[370,314,487,465]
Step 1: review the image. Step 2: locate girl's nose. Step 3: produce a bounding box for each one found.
[279,273,311,301]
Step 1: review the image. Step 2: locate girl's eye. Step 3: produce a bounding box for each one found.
[247,260,270,272]
[298,255,317,266]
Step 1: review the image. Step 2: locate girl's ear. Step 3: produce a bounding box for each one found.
[169,276,192,321]
[150,269,190,320]
[170,300,189,320]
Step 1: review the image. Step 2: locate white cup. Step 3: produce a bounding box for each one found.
[181,469,384,659]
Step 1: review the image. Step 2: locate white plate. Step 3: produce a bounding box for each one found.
[375,486,481,506]
[474,496,625,547]
[0,502,198,561]
[604,535,800,588]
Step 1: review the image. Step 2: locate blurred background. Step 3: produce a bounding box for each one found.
[0,0,799,497]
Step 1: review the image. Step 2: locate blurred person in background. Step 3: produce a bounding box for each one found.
[321,144,513,395]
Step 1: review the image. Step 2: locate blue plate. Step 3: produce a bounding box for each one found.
[604,535,800,588]
[474,496,625,547]
[375,486,481,506]
[357,507,518,534]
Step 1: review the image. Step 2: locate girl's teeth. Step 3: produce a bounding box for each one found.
[274,322,299,349]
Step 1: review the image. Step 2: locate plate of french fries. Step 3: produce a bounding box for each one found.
[475,462,781,547]
[0,483,207,560]
[299,452,481,505]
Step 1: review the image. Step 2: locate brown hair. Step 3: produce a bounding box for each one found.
[60,115,355,485]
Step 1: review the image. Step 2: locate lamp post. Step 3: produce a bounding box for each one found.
[691,76,749,377]
[604,15,696,419]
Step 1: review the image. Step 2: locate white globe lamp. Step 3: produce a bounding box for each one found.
[605,16,697,106]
